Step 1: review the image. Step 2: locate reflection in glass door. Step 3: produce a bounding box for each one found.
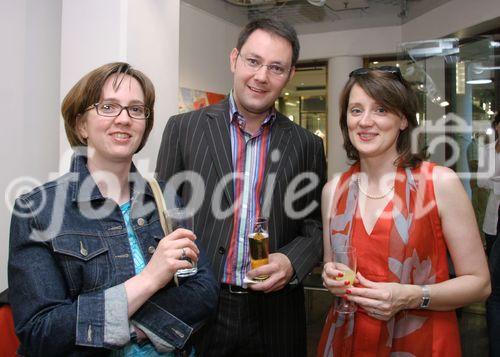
[278,62,328,155]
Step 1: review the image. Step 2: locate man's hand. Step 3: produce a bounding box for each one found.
[247,253,294,293]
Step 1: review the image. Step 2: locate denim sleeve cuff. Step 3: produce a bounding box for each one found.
[132,300,193,349]
[76,291,105,347]
[104,284,130,347]
[75,285,130,348]
[132,321,175,353]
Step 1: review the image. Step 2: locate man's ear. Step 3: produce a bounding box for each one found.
[229,48,239,73]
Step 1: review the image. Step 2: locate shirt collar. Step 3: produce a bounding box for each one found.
[228,91,276,132]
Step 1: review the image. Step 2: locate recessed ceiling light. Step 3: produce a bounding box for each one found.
[466,79,492,84]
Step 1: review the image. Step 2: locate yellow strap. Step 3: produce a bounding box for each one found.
[148,178,173,234]
[148,177,178,286]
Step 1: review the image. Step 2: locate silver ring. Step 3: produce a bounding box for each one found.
[180,248,187,260]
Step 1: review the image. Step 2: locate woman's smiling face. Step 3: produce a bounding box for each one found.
[347,84,408,160]
[78,74,146,165]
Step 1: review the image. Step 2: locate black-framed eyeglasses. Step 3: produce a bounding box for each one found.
[86,102,151,120]
[349,66,403,81]
[238,53,290,77]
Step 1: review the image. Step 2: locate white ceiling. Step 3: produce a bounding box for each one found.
[182,0,452,34]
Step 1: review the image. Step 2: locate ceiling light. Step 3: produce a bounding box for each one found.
[284,92,290,96]
[306,0,327,6]
[225,0,278,6]
[467,79,492,84]
[439,101,449,107]
[466,62,493,85]
[372,61,379,65]
[401,38,459,60]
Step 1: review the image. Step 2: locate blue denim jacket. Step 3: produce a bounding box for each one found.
[8,154,218,356]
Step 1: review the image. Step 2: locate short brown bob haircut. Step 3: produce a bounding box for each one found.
[339,68,422,168]
[61,62,155,153]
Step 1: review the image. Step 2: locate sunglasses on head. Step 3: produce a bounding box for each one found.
[349,66,403,81]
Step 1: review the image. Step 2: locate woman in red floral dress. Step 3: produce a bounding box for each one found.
[318,67,491,357]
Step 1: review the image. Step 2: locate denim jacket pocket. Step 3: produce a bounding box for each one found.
[52,233,113,295]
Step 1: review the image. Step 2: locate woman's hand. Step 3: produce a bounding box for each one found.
[140,228,199,291]
[345,272,421,321]
[322,261,357,296]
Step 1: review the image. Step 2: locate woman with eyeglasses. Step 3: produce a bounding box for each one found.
[8,62,218,356]
[318,67,490,356]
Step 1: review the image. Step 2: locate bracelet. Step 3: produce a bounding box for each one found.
[420,285,430,309]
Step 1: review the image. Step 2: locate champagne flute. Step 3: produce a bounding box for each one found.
[333,246,357,314]
[168,208,198,277]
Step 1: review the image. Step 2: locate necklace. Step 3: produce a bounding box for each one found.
[356,175,394,199]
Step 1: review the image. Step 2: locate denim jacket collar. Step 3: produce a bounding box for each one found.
[68,152,154,203]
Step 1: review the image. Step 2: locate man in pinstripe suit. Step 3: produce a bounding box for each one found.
[156,18,326,356]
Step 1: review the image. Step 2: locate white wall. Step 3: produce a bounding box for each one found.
[327,56,363,178]
[59,0,181,176]
[179,2,240,94]
[59,0,126,170]
[299,26,402,60]
[0,0,62,291]
[128,0,181,172]
[402,0,500,42]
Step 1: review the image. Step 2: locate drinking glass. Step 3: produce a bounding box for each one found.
[333,246,357,314]
[168,208,197,277]
[248,217,270,281]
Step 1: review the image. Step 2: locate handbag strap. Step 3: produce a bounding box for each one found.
[148,177,173,234]
[148,177,179,286]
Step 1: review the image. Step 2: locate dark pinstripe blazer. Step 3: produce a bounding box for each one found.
[156,98,326,284]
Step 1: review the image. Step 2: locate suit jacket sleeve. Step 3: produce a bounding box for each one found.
[277,136,327,282]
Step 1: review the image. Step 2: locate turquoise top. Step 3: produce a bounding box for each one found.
[111,202,172,357]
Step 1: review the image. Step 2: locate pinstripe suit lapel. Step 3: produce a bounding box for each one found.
[204,99,234,206]
[261,113,293,221]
